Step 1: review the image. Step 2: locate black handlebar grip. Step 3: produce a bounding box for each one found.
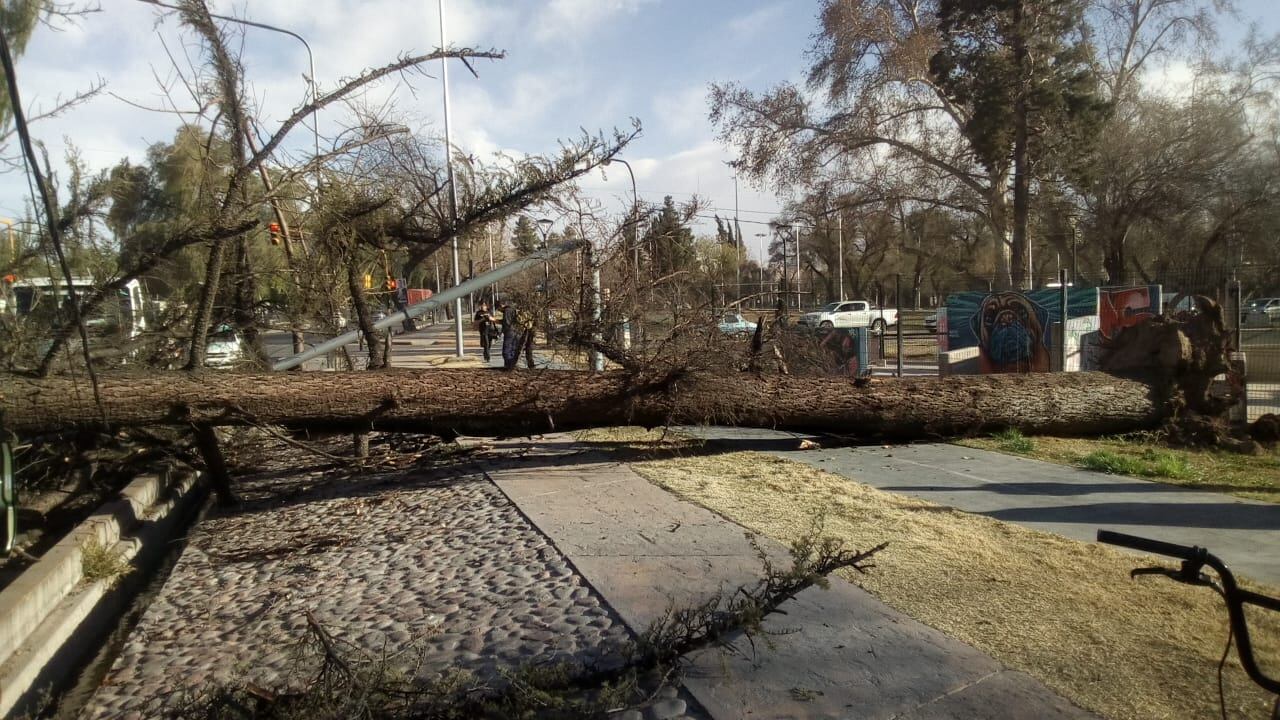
[1097,530,1198,560]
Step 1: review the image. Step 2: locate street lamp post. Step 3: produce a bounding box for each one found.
[754,232,767,308]
[837,213,844,302]
[136,0,320,173]
[788,225,798,307]
[536,219,554,336]
[602,158,638,284]
[775,224,792,315]
[437,0,465,358]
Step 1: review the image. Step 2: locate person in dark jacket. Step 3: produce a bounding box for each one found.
[474,302,495,361]
[515,305,537,369]
[500,301,520,370]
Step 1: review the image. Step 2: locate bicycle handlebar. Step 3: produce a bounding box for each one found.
[1097,530,1201,561]
[1097,528,1280,696]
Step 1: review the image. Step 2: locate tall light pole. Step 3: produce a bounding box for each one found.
[602,158,638,284]
[775,223,792,314]
[754,232,767,308]
[837,212,844,301]
[537,219,554,335]
[733,176,741,303]
[788,225,798,307]
[437,0,465,357]
[487,224,497,306]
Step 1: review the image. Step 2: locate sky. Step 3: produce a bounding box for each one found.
[5,0,1279,265]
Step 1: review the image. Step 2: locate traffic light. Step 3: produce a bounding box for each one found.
[268,222,281,245]
[363,274,373,290]
[384,277,397,291]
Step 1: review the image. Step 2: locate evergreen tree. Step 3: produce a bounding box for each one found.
[642,196,695,275]
[929,0,1109,288]
[511,216,540,256]
[714,215,735,246]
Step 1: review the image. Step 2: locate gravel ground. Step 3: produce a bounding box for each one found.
[82,437,702,719]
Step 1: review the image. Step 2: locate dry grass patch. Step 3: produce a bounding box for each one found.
[81,538,133,586]
[958,434,1280,503]
[576,426,698,451]
[624,447,1280,720]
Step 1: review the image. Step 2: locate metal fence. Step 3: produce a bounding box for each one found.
[744,264,1279,423]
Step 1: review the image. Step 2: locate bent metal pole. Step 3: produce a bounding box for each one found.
[273,239,584,371]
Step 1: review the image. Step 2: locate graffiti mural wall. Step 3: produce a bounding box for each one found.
[944,288,1099,373]
[1098,285,1161,339]
[816,327,873,378]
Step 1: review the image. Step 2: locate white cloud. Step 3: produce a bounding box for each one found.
[576,140,785,263]
[727,2,786,37]
[532,0,655,44]
[0,0,792,254]
[650,83,711,139]
[1143,59,1198,100]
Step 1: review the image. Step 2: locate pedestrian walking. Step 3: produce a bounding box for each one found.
[500,301,520,370]
[474,302,495,361]
[516,305,537,369]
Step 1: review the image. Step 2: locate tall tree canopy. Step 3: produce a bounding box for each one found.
[929,0,1109,288]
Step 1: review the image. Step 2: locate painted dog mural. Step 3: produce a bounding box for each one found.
[974,291,1051,373]
[943,287,1099,374]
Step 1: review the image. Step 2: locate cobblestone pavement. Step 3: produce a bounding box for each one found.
[83,439,701,719]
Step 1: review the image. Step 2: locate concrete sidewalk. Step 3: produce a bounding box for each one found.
[683,427,1280,586]
[483,437,1096,720]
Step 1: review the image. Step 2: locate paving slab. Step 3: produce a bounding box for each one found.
[680,427,1280,585]
[486,439,1097,720]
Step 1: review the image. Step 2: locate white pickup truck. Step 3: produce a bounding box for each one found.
[797,301,898,333]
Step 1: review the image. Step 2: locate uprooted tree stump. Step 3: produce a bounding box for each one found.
[1101,295,1248,447]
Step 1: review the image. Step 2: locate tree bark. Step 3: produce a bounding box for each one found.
[347,254,386,370]
[0,370,1168,439]
[185,238,227,370]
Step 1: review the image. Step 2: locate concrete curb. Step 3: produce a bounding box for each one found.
[0,467,207,718]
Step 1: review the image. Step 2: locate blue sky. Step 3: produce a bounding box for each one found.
[5,0,1278,263]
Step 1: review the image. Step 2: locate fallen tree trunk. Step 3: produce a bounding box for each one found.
[0,369,1168,439]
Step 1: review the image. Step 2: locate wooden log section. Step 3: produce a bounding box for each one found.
[1,369,1168,440]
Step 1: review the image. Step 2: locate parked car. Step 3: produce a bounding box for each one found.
[1244,297,1280,326]
[717,313,758,336]
[205,324,244,368]
[797,300,898,334]
[1162,293,1198,315]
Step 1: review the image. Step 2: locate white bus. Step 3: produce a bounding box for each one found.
[2,275,148,341]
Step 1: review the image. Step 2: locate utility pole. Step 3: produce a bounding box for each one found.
[487,225,497,306]
[1071,220,1079,284]
[438,0,464,357]
[734,176,741,304]
[837,212,844,302]
[776,224,791,315]
[788,226,798,308]
[754,232,767,309]
[537,219,554,336]
[433,260,441,324]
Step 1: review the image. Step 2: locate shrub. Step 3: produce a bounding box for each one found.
[1080,449,1193,479]
[993,428,1034,454]
[81,539,133,586]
